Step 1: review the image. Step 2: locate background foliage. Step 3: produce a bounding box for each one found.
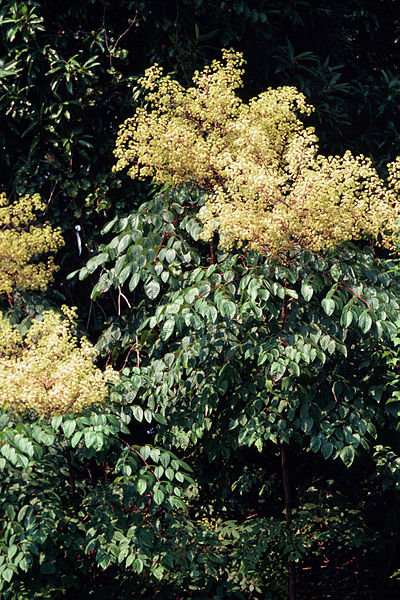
[1,1,400,598]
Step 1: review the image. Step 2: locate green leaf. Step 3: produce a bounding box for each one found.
[220,300,236,319]
[129,272,140,291]
[321,298,335,316]
[340,445,355,467]
[301,416,314,434]
[165,248,176,263]
[62,420,76,438]
[330,263,342,281]
[84,430,97,448]
[71,431,82,448]
[301,281,313,301]
[144,280,160,300]
[2,568,13,582]
[51,415,63,429]
[336,342,347,357]
[4,504,15,520]
[153,489,165,505]
[310,436,321,452]
[38,430,55,446]
[118,234,132,254]
[153,413,167,425]
[101,217,118,234]
[17,505,28,522]
[341,309,353,328]
[133,558,144,573]
[172,497,187,510]
[206,305,217,323]
[185,287,199,304]
[118,265,132,285]
[160,453,171,467]
[78,267,89,281]
[97,554,112,569]
[150,448,160,462]
[126,554,135,568]
[140,446,150,461]
[94,432,104,450]
[165,467,174,480]
[154,465,164,478]
[327,338,336,355]
[320,335,331,351]
[321,440,333,459]
[161,318,175,341]
[270,360,286,381]
[358,310,372,333]
[137,479,147,494]
[86,252,108,274]
[133,406,144,422]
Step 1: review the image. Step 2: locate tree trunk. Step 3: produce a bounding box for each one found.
[280,440,296,600]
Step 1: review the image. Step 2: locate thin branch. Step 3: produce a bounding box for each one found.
[120,335,140,370]
[119,437,160,482]
[117,286,131,315]
[103,7,137,68]
[86,299,93,329]
[343,284,371,309]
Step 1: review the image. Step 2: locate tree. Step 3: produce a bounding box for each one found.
[1,2,400,598]
[60,54,400,597]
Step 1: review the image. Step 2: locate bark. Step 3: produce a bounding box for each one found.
[280,440,296,600]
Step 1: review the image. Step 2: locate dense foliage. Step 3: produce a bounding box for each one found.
[1,1,400,599]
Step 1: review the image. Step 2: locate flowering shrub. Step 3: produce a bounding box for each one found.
[114,49,400,254]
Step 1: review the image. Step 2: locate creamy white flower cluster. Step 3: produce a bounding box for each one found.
[0,307,116,416]
[114,49,400,254]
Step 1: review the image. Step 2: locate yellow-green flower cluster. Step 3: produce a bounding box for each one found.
[114,49,400,254]
[0,193,64,294]
[0,307,116,416]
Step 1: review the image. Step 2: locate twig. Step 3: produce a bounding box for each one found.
[119,437,160,482]
[343,284,371,309]
[120,335,140,370]
[86,299,93,329]
[103,8,137,68]
[117,286,131,315]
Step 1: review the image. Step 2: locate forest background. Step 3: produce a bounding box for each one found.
[1,1,400,599]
